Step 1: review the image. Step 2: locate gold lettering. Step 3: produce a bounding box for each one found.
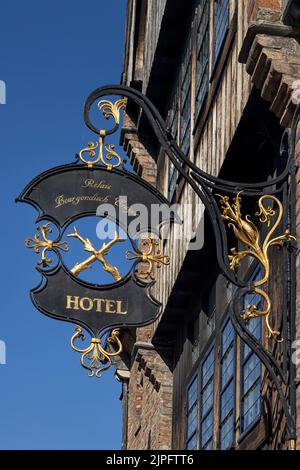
[82,179,112,190]
[94,298,105,312]
[55,195,68,208]
[105,300,116,314]
[79,297,94,311]
[116,300,127,315]
[66,295,80,310]
[65,296,128,315]
[55,194,110,209]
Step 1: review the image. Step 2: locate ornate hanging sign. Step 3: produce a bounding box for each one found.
[17,96,175,377]
[17,83,299,449]
[17,83,298,448]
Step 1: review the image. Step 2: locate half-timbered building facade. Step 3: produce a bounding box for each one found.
[116,0,300,451]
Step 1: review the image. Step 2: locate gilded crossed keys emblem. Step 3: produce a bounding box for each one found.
[67,227,125,282]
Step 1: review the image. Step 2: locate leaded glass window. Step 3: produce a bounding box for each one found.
[214,0,229,63]
[241,271,262,433]
[195,0,210,118]
[168,87,179,201]
[186,376,199,450]
[219,319,235,449]
[180,35,192,155]
[200,347,215,449]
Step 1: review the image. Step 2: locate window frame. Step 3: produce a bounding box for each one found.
[239,267,263,439]
[213,0,230,68]
[186,374,200,450]
[199,344,215,450]
[167,85,180,201]
[195,0,210,122]
[166,0,236,203]
[185,341,216,450]
[167,30,192,202]
[218,316,236,450]
[180,33,192,156]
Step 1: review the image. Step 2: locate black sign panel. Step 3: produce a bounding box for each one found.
[32,266,159,337]
[17,163,175,233]
[17,160,176,338]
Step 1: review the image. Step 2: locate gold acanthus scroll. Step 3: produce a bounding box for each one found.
[218,193,295,342]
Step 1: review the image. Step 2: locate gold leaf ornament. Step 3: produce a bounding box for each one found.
[218,193,295,342]
[25,224,69,267]
[126,238,170,281]
[70,326,122,377]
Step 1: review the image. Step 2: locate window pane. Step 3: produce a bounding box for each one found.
[195,0,210,117]
[214,0,229,62]
[243,356,261,394]
[220,319,235,450]
[242,382,261,430]
[222,320,234,354]
[202,379,214,416]
[188,377,198,410]
[168,166,178,201]
[243,292,262,358]
[221,347,234,388]
[170,93,179,141]
[186,375,199,445]
[200,347,215,449]
[203,439,213,450]
[179,30,191,156]
[220,381,234,423]
[220,413,234,450]
[187,404,198,439]
[167,87,179,201]
[187,433,197,450]
[202,348,214,386]
[241,269,263,433]
[201,410,214,448]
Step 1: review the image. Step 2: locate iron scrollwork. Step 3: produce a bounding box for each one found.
[81,85,298,448]
[20,93,172,379]
[19,81,298,447]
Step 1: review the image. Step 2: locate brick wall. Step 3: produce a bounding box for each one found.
[126,346,173,450]
[248,0,282,22]
[120,112,157,186]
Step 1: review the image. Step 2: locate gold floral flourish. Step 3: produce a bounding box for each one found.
[126,238,170,281]
[218,192,295,342]
[78,134,123,170]
[98,98,127,125]
[78,98,126,169]
[70,326,122,378]
[25,223,69,267]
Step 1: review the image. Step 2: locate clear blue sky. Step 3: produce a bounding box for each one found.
[0,0,127,449]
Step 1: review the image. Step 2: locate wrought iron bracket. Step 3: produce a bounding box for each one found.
[83,85,298,447]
